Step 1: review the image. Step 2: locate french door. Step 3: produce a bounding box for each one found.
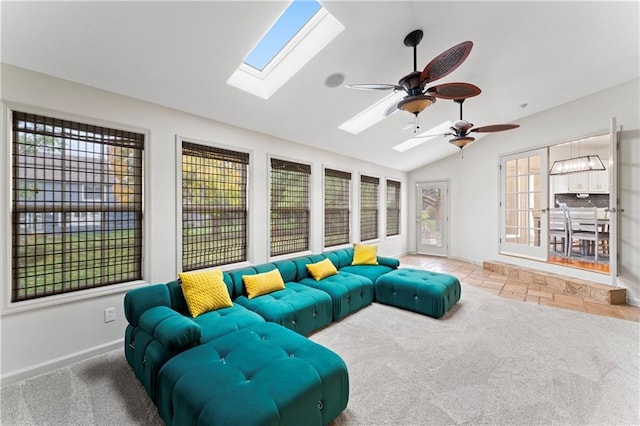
[416,181,449,256]
[608,118,619,283]
[499,148,548,260]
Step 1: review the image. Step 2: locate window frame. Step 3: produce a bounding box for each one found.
[268,156,312,258]
[9,109,145,303]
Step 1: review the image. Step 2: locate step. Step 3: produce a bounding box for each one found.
[483,261,626,305]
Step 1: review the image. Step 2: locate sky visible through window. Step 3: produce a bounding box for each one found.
[244,0,322,71]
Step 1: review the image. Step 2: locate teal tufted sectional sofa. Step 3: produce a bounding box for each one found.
[123,247,460,425]
[376,268,461,319]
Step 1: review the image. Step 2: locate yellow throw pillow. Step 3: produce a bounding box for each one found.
[242,269,286,299]
[306,258,338,281]
[352,243,379,265]
[178,269,233,318]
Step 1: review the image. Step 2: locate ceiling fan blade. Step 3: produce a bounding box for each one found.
[425,82,481,100]
[409,131,449,139]
[420,41,473,83]
[346,83,404,91]
[470,124,520,133]
[384,101,400,117]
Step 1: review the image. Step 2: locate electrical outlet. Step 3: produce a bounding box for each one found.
[104,307,116,323]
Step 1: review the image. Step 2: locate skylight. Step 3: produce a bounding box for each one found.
[228,0,344,99]
[338,92,406,135]
[244,0,322,71]
[392,121,453,152]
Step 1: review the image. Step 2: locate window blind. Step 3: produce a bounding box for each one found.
[11,111,144,301]
[181,142,249,271]
[386,179,401,236]
[324,168,351,247]
[270,158,311,256]
[360,175,379,241]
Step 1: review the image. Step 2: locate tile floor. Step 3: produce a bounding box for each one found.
[399,254,640,322]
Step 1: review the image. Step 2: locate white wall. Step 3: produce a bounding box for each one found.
[0,64,408,384]
[408,78,640,305]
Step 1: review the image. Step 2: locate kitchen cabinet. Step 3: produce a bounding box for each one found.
[588,169,609,193]
[568,172,589,192]
[551,169,609,194]
[551,174,569,194]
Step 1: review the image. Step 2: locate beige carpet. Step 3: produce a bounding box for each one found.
[2,283,638,425]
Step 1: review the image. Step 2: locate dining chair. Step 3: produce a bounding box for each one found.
[567,207,609,261]
[548,207,569,256]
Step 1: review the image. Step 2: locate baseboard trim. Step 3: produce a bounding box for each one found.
[449,255,482,267]
[0,339,123,388]
[391,250,409,259]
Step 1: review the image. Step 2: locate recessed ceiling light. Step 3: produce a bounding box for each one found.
[325,73,345,88]
[519,103,528,109]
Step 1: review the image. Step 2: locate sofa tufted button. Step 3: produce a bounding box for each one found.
[220,357,226,364]
[289,353,295,358]
[393,291,396,295]
[414,295,418,300]
[312,312,317,317]
[317,401,324,410]
[292,320,297,325]
[261,335,266,340]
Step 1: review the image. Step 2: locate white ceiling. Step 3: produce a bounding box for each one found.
[2,1,638,172]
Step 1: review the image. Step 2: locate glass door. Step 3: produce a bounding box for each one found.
[500,148,548,260]
[416,181,449,256]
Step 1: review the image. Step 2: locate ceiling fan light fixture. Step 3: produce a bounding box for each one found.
[398,95,436,114]
[449,136,475,149]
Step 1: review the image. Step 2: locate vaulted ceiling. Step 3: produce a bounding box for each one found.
[2,1,638,171]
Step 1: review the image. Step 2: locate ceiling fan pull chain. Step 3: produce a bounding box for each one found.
[414,112,420,133]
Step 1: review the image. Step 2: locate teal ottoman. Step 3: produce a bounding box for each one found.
[157,322,349,426]
[375,268,461,318]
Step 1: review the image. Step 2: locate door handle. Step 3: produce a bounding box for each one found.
[604,207,625,214]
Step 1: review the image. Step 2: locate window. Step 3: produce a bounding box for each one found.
[360,175,379,241]
[324,168,351,247]
[181,142,249,271]
[82,183,103,202]
[270,158,311,256]
[386,179,401,236]
[11,111,144,302]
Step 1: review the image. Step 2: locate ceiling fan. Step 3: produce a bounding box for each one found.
[347,29,479,128]
[424,82,520,150]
